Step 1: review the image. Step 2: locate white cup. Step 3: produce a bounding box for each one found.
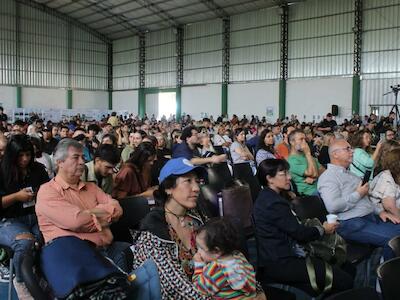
[326,214,338,224]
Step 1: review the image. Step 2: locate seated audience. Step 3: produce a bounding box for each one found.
[36,139,131,271]
[30,137,55,178]
[81,144,120,195]
[253,159,353,296]
[193,218,257,299]
[0,135,49,298]
[275,124,295,160]
[41,126,58,155]
[256,129,279,166]
[370,148,400,218]
[318,132,335,168]
[230,128,254,165]
[173,126,226,166]
[349,129,382,179]
[113,142,157,199]
[288,129,324,196]
[317,113,337,133]
[318,139,400,260]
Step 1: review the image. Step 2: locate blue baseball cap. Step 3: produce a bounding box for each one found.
[159,158,207,184]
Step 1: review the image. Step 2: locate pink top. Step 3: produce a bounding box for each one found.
[36,176,122,247]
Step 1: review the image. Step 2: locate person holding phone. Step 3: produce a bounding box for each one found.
[318,139,400,261]
[0,135,49,298]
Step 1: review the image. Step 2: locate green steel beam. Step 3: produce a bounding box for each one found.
[138,88,145,118]
[352,75,360,115]
[16,86,22,108]
[67,89,72,109]
[222,83,228,117]
[279,79,286,120]
[176,87,182,122]
[108,91,112,110]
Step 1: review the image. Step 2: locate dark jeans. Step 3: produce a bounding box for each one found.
[260,257,354,297]
[0,214,41,282]
[337,213,400,260]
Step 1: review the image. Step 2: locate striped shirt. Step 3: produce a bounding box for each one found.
[192,252,256,299]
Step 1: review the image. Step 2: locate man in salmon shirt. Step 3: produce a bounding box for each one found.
[36,138,131,271]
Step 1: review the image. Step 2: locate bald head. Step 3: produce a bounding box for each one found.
[329,139,353,168]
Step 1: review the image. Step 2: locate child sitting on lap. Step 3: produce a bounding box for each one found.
[192,218,257,299]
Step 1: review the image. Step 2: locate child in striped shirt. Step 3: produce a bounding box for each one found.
[192,218,257,299]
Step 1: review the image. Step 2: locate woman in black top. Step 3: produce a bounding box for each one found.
[0,135,49,285]
[253,159,353,297]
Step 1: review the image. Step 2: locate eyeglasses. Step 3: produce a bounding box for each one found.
[276,171,290,177]
[332,146,353,152]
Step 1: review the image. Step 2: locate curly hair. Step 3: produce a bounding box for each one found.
[381,148,400,185]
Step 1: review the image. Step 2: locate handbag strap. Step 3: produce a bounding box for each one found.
[305,257,333,295]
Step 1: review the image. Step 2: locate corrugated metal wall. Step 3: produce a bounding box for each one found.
[0,0,109,90]
[20,4,68,88]
[113,36,139,90]
[71,27,108,90]
[288,0,354,78]
[230,8,280,82]
[360,0,400,116]
[184,19,223,85]
[146,28,176,88]
[0,0,16,85]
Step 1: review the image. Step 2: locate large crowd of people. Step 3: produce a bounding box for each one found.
[1,105,400,299]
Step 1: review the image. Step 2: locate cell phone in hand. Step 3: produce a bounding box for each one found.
[362,170,372,185]
[23,187,36,208]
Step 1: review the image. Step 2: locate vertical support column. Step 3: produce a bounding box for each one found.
[176,26,184,122]
[222,18,230,117]
[67,22,73,109]
[67,89,72,109]
[352,0,363,115]
[279,5,289,120]
[15,1,22,108]
[107,43,113,110]
[138,32,146,118]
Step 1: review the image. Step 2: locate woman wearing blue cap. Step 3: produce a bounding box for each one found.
[131,157,266,299]
[132,157,209,299]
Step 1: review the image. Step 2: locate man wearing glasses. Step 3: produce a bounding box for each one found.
[318,139,400,260]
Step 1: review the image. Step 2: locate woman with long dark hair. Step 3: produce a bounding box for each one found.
[349,129,383,179]
[0,135,49,297]
[113,141,156,199]
[255,129,278,166]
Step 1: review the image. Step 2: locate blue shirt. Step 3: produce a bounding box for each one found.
[172,142,200,160]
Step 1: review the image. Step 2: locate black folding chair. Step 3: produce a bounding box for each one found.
[110,196,150,243]
[232,163,261,202]
[388,235,400,257]
[377,256,400,300]
[206,162,233,192]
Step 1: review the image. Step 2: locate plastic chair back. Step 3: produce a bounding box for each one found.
[388,235,400,257]
[377,257,400,300]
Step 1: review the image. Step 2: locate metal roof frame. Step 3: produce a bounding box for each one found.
[18,0,112,43]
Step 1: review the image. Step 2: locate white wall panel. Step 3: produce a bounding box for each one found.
[228,81,279,122]
[182,85,221,120]
[286,78,352,123]
[73,90,108,109]
[23,87,65,109]
[112,90,138,114]
[0,86,17,109]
